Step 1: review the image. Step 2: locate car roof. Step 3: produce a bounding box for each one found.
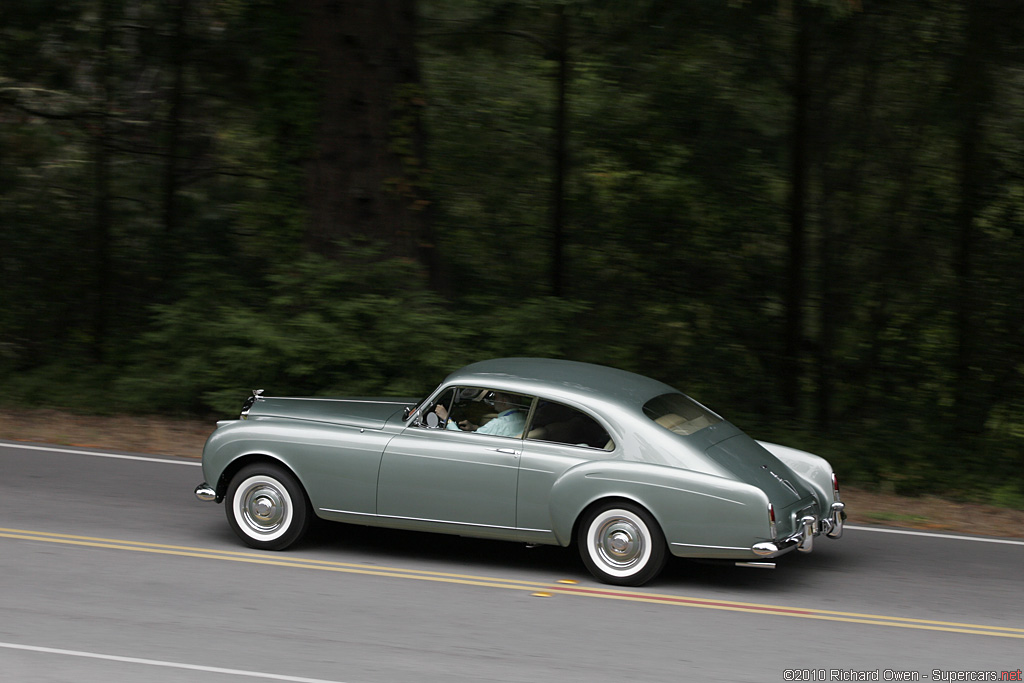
[443,358,677,408]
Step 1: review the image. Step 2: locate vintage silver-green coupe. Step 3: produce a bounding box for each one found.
[195,358,845,585]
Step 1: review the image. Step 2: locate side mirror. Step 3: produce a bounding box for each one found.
[426,412,440,428]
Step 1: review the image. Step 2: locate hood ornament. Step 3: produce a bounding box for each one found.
[241,389,265,419]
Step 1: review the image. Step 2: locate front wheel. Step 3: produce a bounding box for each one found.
[225,463,311,550]
[577,502,667,586]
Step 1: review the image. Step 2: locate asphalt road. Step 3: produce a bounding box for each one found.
[1,440,1022,683]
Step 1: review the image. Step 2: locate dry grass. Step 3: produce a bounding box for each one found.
[0,407,211,458]
[840,488,1024,539]
[2,406,1022,539]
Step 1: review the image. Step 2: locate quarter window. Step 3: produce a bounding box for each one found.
[525,400,613,450]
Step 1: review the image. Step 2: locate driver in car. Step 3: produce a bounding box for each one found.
[436,391,526,437]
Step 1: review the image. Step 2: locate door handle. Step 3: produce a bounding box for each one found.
[491,447,520,456]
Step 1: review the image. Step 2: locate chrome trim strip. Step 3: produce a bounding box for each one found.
[261,397,412,405]
[317,508,550,534]
[374,515,517,530]
[318,507,374,516]
[583,475,745,506]
[671,542,750,551]
[518,467,555,475]
[383,451,520,470]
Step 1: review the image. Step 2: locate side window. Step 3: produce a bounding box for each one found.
[525,400,613,450]
[424,386,533,438]
[417,388,456,428]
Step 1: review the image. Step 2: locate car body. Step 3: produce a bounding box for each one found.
[195,357,845,585]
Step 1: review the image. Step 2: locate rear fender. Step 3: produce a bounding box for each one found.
[548,460,771,553]
[757,441,835,509]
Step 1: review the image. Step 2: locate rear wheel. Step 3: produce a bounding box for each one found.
[225,463,311,550]
[578,502,667,586]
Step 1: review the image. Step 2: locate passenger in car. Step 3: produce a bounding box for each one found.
[474,392,527,436]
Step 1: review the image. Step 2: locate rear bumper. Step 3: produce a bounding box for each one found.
[822,501,846,539]
[752,501,845,557]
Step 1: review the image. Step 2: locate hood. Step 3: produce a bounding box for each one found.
[705,432,813,507]
[246,396,415,431]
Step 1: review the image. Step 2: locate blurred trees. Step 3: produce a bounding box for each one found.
[297,0,435,268]
[1,0,1023,503]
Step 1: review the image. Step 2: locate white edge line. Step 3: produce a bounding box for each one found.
[846,524,1024,546]
[0,642,348,683]
[0,441,200,466]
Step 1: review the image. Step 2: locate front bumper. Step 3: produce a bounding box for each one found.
[752,501,845,557]
[194,482,217,502]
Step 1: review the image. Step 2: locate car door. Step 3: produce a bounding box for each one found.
[516,399,617,533]
[376,388,532,530]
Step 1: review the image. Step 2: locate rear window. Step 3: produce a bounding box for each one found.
[643,393,722,436]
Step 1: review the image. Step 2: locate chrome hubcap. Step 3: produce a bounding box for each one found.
[241,483,287,534]
[596,518,643,569]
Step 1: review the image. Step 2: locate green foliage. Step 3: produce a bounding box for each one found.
[114,250,467,416]
[3,361,120,413]
[471,296,591,360]
[2,0,1024,506]
[989,485,1024,511]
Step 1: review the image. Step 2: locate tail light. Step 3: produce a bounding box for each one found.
[768,503,777,539]
[832,472,841,502]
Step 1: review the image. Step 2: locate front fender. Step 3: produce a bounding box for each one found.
[201,420,294,496]
[201,417,393,515]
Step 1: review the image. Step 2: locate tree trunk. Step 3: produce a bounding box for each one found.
[951,0,991,435]
[550,4,568,298]
[160,0,189,299]
[297,0,433,272]
[91,0,116,363]
[782,3,812,418]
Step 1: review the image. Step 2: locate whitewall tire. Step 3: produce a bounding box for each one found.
[578,502,667,586]
[225,463,311,550]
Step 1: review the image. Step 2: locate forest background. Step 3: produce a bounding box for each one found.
[2,0,1023,508]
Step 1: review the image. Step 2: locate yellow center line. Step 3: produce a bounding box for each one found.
[3,527,1022,639]
[544,586,1024,638]
[0,528,544,592]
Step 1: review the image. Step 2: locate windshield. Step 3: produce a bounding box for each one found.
[643,393,722,436]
